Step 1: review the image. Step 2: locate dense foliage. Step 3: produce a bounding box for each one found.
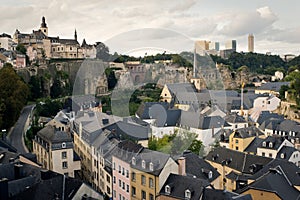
[148,130,204,156]
[0,63,29,129]
[211,52,286,74]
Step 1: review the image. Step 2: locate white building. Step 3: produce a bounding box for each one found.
[253,95,281,112]
[0,33,13,51]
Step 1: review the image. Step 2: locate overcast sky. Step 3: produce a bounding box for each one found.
[1,0,300,56]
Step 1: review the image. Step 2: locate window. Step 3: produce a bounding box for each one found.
[62,142,66,148]
[107,186,111,194]
[113,190,116,198]
[165,185,171,194]
[70,47,72,50]
[122,167,125,175]
[126,170,129,178]
[131,186,136,197]
[269,142,273,148]
[185,189,191,199]
[132,172,136,181]
[122,182,125,190]
[235,146,239,151]
[119,194,121,200]
[235,139,239,144]
[119,165,121,173]
[281,153,285,159]
[113,162,115,170]
[269,153,272,158]
[126,184,129,193]
[142,190,146,200]
[149,178,154,188]
[62,161,68,169]
[149,194,154,200]
[119,180,121,187]
[262,142,266,147]
[262,152,265,157]
[106,175,110,183]
[142,160,146,169]
[141,175,146,185]
[132,157,136,165]
[61,151,67,159]
[208,171,213,179]
[149,162,153,171]
[113,176,116,184]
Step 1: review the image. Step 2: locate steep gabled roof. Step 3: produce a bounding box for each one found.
[159,173,210,200]
[205,147,272,174]
[238,166,300,200]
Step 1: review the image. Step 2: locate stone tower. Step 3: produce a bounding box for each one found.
[40,16,48,36]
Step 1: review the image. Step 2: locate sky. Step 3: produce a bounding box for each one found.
[1,0,300,56]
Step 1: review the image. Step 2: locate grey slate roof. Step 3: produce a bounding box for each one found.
[37,126,72,143]
[256,111,284,126]
[257,82,290,92]
[233,126,264,139]
[179,111,230,129]
[131,149,172,176]
[276,146,298,160]
[257,136,286,150]
[203,188,252,200]
[249,158,300,187]
[244,137,264,154]
[159,173,210,200]
[103,121,150,140]
[238,166,300,200]
[224,113,247,123]
[205,147,272,174]
[179,151,220,182]
[136,102,169,119]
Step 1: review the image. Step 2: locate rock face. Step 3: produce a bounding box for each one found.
[275,101,300,122]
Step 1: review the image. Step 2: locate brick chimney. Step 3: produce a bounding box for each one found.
[178,157,186,176]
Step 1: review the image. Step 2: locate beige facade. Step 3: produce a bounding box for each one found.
[242,189,280,200]
[33,126,80,178]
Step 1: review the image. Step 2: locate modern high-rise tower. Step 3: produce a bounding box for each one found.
[248,34,254,52]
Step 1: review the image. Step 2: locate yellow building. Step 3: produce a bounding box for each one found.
[130,150,178,200]
[228,127,265,152]
[32,125,81,178]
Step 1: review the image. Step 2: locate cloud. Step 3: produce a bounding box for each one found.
[217,6,278,36]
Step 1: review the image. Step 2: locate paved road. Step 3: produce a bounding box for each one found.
[7,105,35,154]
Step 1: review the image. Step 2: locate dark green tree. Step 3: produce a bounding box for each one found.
[96,42,110,61]
[0,63,29,129]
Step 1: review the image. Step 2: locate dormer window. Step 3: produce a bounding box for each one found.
[142,160,146,169]
[149,162,154,171]
[269,142,273,148]
[262,141,266,147]
[132,157,136,165]
[62,142,66,148]
[185,189,191,199]
[281,153,285,159]
[208,171,213,179]
[165,185,171,194]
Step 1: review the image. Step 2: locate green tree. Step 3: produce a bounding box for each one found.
[0,63,29,129]
[96,42,110,61]
[188,139,203,155]
[16,44,27,55]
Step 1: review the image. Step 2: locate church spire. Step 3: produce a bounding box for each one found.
[74,29,77,41]
[41,16,47,28]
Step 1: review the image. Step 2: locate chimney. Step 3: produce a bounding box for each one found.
[0,178,8,200]
[178,157,186,176]
[14,164,23,180]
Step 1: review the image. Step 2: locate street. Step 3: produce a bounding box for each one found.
[7,105,35,154]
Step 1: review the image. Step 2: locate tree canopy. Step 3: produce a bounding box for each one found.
[0,63,29,129]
